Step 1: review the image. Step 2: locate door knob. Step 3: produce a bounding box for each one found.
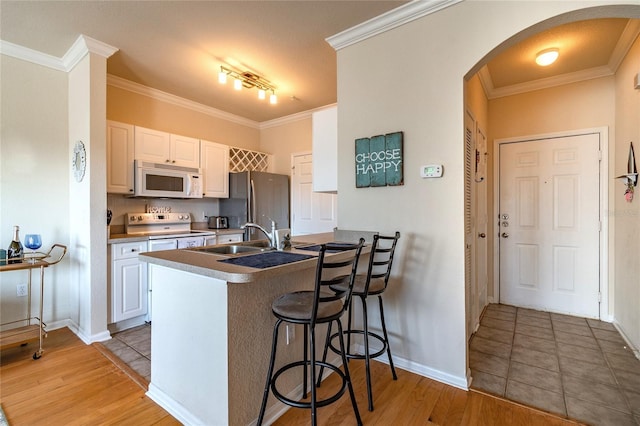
[501,232,509,238]
[478,233,486,238]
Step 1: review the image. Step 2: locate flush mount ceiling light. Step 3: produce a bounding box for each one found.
[535,48,559,66]
[218,65,277,104]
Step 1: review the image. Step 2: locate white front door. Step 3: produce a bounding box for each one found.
[499,133,601,318]
[291,153,337,236]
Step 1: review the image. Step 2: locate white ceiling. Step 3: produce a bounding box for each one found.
[1,1,638,123]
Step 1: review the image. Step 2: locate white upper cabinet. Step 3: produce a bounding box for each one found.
[170,134,201,168]
[134,126,200,168]
[107,121,135,194]
[200,140,229,198]
[312,105,338,192]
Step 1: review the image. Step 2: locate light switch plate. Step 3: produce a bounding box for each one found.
[420,164,443,178]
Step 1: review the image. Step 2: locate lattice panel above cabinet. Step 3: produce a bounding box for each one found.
[229,147,271,172]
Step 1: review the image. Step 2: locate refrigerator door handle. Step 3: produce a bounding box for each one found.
[250,178,257,222]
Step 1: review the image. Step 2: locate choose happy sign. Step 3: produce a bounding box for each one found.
[355,131,403,188]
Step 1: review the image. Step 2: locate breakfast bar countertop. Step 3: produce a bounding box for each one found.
[138,232,334,283]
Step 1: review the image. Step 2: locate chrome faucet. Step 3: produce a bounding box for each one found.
[241,220,276,248]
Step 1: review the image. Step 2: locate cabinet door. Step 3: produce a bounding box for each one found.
[171,134,200,168]
[107,121,134,194]
[112,257,148,322]
[312,106,337,192]
[200,140,229,198]
[134,126,171,164]
[217,233,243,244]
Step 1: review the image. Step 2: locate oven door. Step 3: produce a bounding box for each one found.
[177,236,204,249]
[148,238,178,252]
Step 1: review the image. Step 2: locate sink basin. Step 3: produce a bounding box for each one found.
[189,245,273,255]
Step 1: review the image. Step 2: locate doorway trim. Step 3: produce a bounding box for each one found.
[492,126,610,320]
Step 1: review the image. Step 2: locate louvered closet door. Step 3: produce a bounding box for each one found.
[499,133,600,318]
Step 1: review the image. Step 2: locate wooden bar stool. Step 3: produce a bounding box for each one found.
[318,232,400,411]
[257,239,365,426]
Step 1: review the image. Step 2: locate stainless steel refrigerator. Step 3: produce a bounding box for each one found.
[219,171,290,241]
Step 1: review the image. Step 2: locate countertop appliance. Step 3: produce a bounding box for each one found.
[208,216,229,229]
[134,160,203,199]
[219,171,290,241]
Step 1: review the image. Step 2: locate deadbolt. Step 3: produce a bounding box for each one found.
[501,214,509,220]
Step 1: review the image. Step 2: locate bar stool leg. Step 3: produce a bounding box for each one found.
[316,321,333,388]
[303,324,309,398]
[360,294,374,411]
[336,319,363,426]
[379,296,397,380]
[258,319,282,425]
[310,326,318,426]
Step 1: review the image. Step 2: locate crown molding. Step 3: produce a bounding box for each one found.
[478,19,639,100]
[487,66,615,99]
[326,0,462,51]
[259,103,337,129]
[63,35,118,70]
[608,19,640,73]
[0,39,67,71]
[107,74,260,129]
[0,34,117,72]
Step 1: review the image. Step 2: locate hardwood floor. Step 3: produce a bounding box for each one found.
[273,359,585,425]
[1,327,584,425]
[0,327,179,426]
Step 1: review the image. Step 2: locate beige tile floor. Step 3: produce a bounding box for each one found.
[102,324,151,383]
[470,304,640,426]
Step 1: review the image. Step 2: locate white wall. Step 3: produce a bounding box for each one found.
[614,34,640,354]
[0,56,71,329]
[335,0,640,386]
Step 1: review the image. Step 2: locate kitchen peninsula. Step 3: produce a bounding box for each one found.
[139,231,367,426]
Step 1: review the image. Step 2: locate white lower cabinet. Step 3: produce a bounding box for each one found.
[110,241,148,323]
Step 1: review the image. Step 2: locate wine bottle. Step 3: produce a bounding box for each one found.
[7,225,24,263]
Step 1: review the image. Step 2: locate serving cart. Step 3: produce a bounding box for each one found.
[0,244,67,359]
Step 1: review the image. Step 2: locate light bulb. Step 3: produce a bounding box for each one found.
[218,71,227,84]
[234,78,242,90]
[258,89,266,100]
[536,48,559,66]
[270,93,277,104]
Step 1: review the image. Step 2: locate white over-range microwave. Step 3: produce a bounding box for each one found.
[134,160,203,198]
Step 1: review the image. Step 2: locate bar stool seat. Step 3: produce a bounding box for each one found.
[319,232,401,412]
[257,239,365,426]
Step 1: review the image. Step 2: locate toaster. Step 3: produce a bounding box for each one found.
[208,216,229,229]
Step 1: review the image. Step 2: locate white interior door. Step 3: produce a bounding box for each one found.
[291,153,337,236]
[499,133,600,318]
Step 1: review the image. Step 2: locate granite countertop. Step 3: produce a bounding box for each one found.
[139,232,366,284]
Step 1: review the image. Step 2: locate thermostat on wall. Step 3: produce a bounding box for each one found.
[420,164,443,178]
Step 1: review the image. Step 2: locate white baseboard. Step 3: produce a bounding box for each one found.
[613,321,640,360]
[66,320,111,344]
[146,383,205,425]
[353,343,469,390]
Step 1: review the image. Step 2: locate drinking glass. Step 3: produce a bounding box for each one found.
[24,234,42,263]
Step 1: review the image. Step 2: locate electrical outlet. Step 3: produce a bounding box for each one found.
[286,325,295,345]
[17,284,27,297]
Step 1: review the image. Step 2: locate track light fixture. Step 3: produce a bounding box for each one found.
[218,65,277,104]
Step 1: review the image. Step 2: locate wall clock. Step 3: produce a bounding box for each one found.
[72,140,86,182]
